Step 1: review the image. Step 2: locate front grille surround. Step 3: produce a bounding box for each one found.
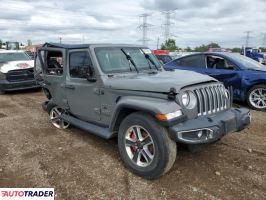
[6,68,34,82]
[193,84,231,116]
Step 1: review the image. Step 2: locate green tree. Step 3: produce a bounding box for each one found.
[160,39,177,51]
[185,46,192,52]
[259,47,266,52]
[231,47,241,53]
[0,39,2,49]
[194,42,221,52]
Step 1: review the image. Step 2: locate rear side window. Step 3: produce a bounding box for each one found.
[177,55,206,68]
[69,51,93,78]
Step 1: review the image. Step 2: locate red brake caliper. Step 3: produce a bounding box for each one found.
[130,130,137,153]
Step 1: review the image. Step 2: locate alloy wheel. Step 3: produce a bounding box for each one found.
[49,107,70,129]
[124,125,155,167]
[249,88,266,109]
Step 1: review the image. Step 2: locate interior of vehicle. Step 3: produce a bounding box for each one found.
[46,51,63,75]
[206,55,237,70]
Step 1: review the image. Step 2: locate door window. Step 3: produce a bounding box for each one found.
[69,51,93,78]
[176,55,205,68]
[46,51,64,76]
[206,55,237,70]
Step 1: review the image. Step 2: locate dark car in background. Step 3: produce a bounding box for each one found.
[0,50,39,94]
[164,52,266,111]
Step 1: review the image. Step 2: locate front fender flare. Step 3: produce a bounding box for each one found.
[110,96,182,131]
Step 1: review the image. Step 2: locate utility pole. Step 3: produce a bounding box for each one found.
[161,10,176,43]
[262,32,266,48]
[138,13,152,46]
[244,31,252,47]
[156,37,160,49]
[59,37,62,44]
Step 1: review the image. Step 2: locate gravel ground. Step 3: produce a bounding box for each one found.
[0,90,265,200]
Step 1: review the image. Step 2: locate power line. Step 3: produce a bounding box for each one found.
[138,13,152,46]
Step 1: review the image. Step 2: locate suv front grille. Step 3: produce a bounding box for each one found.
[194,84,230,116]
[6,69,34,82]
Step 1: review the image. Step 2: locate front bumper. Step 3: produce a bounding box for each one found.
[0,79,40,91]
[169,108,250,144]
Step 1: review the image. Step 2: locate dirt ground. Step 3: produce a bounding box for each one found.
[0,90,265,200]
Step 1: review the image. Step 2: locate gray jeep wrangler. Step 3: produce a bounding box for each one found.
[35,43,251,179]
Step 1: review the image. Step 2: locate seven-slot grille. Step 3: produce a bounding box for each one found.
[194,84,230,116]
[6,69,34,82]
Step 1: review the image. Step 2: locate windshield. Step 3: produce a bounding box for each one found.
[95,47,161,73]
[228,53,266,70]
[0,52,30,63]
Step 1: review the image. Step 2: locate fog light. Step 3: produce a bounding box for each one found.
[197,131,203,138]
[208,131,213,139]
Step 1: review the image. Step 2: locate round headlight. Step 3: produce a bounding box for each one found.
[181,91,197,109]
[181,92,189,107]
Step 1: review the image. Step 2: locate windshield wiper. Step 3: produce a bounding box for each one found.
[121,48,139,73]
[139,49,160,71]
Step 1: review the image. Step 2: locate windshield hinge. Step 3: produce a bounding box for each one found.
[168,87,177,100]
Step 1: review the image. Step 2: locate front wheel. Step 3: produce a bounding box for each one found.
[118,112,177,179]
[247,85,266,111]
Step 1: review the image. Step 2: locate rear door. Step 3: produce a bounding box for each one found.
[65,49,101,122]
[170,54,207,73]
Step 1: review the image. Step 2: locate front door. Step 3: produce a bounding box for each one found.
[204,55,241,97]
[65,49,101,122]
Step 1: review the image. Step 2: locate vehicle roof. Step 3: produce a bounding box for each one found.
[0,50,26,53]
[42,43,147,49]
[175,52,239,59]
[170,52,248,69]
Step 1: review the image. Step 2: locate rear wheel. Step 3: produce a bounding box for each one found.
[118,112,177,179]
[247,85,266,111]
[49,106,70,129]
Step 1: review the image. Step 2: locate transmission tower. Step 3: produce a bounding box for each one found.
[244,31,252,47]
[161,10,176,42]
[138,13,152,46]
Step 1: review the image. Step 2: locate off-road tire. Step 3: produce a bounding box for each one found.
[118,112,177,179]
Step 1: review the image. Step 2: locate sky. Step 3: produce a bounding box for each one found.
[0,0,266,49]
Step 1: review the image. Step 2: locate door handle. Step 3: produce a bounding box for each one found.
[65,84,75,90]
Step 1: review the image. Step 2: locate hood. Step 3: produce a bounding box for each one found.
[104,70,217,93]
[0,60,34,73]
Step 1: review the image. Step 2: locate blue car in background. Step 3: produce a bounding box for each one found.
[164,52,266,111]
